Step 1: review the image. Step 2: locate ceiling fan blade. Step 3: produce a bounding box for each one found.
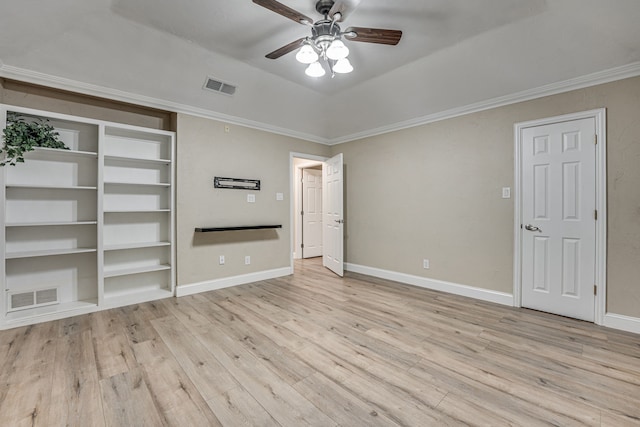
[266,37,306,59]
[329,0,362,22]
[345,27,402,45]
[253,0,313,25]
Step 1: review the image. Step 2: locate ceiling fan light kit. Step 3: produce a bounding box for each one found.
[333,57,353,74]
[305,61,326,77]
[254,0,402,79]
[295,44,319,64]
[326,39,349,60]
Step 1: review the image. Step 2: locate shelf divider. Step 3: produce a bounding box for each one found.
[104,264,171,278]
[104,241,171,251]
[5,248,97,259]
[6,220,98,227]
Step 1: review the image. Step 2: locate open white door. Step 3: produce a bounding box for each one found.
[322,153,344,277]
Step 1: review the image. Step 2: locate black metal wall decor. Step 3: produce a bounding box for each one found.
[214,176,261,190]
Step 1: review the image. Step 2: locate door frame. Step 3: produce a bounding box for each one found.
[289,152,329,269]
[513,109,607,325]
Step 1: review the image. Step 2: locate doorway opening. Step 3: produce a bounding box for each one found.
[290,153,328,271]
[290,152,344,277]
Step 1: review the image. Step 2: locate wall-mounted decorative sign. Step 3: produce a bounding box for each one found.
[214,176,261,190]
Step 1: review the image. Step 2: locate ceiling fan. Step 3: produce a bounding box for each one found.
[253,0,402,77]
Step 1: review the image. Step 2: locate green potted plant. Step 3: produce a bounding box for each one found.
[1,112,69,166]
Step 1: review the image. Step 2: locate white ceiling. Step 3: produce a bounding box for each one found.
[1,0,640,143]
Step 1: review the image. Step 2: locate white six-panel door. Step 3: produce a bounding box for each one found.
[302,169,323,258]
[322,153,344,277]
[521,118,596,321]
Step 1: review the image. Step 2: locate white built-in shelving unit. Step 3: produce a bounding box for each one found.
[0,105,175,329]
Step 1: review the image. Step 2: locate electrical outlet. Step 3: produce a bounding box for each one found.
[245,256,251,265]
[423,259,430,269]
[276,192,284,201]
[219,255,225,265]
[247,194,255,203]
[502,187,511,199]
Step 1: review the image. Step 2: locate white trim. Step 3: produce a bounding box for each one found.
[603,313,640,335]
[175,267,292,297]
[0,64,325,145]
[513,109,607,325]
[2,62,640,146]
[345,263,514,306]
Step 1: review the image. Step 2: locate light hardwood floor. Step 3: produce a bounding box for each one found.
[1,258,639,426]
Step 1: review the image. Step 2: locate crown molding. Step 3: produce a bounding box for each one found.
[327,61,640,145]
[2,61,640,146]
[0,64,327,145]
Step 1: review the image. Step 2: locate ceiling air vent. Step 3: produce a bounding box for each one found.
[203,76,237,96]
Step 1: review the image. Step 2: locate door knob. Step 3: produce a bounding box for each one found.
[334,219,344,224]
[525,224,541,232]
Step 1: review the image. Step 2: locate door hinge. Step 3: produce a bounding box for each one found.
[301,243,304,249]
[594,135,598,145]
[594,285,597,295]
[594,210,598,220]
[301,210,304,216]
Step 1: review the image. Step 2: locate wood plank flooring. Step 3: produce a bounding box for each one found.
[1,258,639,426]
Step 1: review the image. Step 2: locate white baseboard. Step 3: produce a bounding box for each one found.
[602,313,640,335]
[176,267,293,297]
[345,263,514,306]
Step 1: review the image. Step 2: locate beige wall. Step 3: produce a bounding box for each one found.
[333,75,640,317]
[175,113,330,286]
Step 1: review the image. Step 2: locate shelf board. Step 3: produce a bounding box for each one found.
[102,288,173,309]
[5,220,98,227]
[104,209,170,213]
[5,247,97,259]
[4,299,97,323]
[104,181,170,187]
[104,241,171,251]
[104,155,171,165]
[6,184,97,190]
[195,225,283,232]
[30,147,98,158]
[104,264,171,278]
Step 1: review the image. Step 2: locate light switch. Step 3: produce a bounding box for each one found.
[276,192,284,201]
[247,194,255,203]
[502,187,511,199]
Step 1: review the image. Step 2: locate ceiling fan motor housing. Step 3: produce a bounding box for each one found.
[315,0,335,16]
[311,20,342,47]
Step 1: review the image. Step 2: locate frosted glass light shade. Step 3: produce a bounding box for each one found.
[296,45,318,64]
[305,61,326,77]
[333,58,353,74]
[326,39,349,60]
